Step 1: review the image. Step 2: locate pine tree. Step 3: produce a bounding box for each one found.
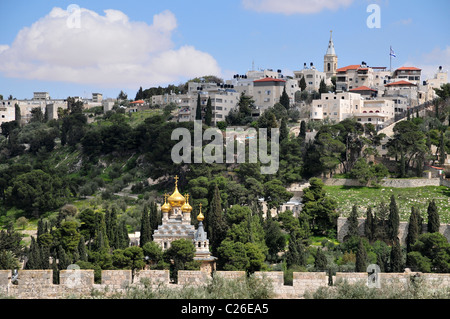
[347,205,359,237]
[390,239,403,272]
[388,195,400,242]
[364,207,374,242]
[280,86,290,110]
[286,234,306,267]
[208,184,228,255]
[355,239,368,272]
[205,97,212,126]
[427,200,440,233]
[195,93,202,121]
[140,205,151,247]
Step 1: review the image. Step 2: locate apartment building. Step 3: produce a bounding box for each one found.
[294,63,327,93]
[354,99,395,130]
[177,89,240,125]
[311,92,363,122]
[392,66,421,85]
[0,104,15,127]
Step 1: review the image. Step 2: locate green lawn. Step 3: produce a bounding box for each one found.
[324,185,450,223]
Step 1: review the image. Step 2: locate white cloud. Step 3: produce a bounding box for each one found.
[0,7,221,89]
[241,0,354,14]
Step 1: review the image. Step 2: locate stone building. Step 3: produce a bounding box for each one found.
[152,176,216,272]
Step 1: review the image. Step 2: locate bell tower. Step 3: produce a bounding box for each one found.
[324,30,338,79]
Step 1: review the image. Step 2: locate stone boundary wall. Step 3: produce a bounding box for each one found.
[3,269,450,299]
[337,217,450,244]
[323,178,443,188]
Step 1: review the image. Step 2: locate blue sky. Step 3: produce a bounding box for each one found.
[0,0,449,100]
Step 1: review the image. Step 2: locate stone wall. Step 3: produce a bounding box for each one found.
[2,269,450,299]
[337,217,450,244]
[323,178,442,188]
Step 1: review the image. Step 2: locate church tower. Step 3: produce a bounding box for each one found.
[324,30,338,79]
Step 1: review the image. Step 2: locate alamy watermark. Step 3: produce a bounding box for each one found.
[366,4,381,29]
[171,121,279,174]
[66,4,81,29]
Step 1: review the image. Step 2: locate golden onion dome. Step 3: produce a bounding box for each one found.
[161,194,171,213]
[168,176,186,207]
[181,194,193,213]
[197,203,205,222]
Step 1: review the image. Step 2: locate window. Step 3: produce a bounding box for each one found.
[327,63,331,72]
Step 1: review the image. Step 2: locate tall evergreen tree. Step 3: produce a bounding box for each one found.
[347,205,359,237]
[78,236,88,262]
[286,234,306,268]
[299,120,306,140]
[195,93,202,121]
[355,239,368,272]
[208,184,228,255]
[26,237,41,269]
[205,97,212,126]
[388,195,400,242]
[314,248,327,271]
[364,207,374,242]
[149,201,159,236]
[299,76,307,91]
[427,200,440,233]
[280,86,290,110]
[406,206,420,253]
[94,213,109,251]
[280,117,289,142]
[140,205,152,248]
[390,239,403,272]
[319,79,328,95]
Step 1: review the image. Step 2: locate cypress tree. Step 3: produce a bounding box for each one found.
[149,201,158,236]
[78,236,88,262]
[195,93,202,121]
[280,86,290,110]
[299,76,307,91]
[364,207,374,242]
[314,248,328,271]
[280,117,289,141]
[94,213,109,251]
[390,239,403,272]
[205,97,212,126]
[406,206,420,253]
[347,205,359,237]
[286,234,306,267]
[355,239,368,272]
[427,200,440,233]
[208,184,228,255]
[388,195,400,242]
[299,120,306,140]
[119,219,130,249]
[140,205,151,247]
[26,237,41,269]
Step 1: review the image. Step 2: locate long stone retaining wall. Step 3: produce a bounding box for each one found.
[1,269,450,299]
[323,178,444,188]
[337,217,450,244]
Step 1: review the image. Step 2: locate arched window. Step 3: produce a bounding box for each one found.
[327,63,331,72]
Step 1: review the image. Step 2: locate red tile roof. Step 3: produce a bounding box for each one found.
[396,66,422,71]
[385,80,417,87]
[130,100,145,104]
[253,78,286,83]
[336,65,360,72]
[349,86,377,92]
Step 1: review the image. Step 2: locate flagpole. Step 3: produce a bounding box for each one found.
[390,46,392,72]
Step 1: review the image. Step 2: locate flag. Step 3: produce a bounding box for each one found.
[390,47,396,58]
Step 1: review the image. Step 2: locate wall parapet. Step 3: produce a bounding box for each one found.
[2,269,450,299]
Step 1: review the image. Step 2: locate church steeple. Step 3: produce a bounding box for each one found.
[326,30,336,56]
[324,30,338,79]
